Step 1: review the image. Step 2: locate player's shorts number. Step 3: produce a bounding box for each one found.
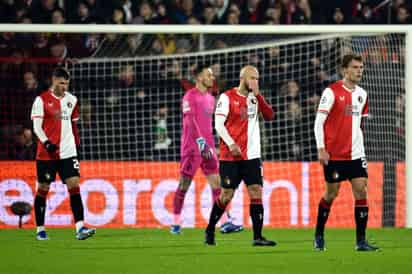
[73,159,80,170]
[361,157,368,169]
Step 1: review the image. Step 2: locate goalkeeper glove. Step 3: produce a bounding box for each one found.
[196,137,213,160]
[44,140,58,153]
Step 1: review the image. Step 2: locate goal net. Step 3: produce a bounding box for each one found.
[0,32,406,229]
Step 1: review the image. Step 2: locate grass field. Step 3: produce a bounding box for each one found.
[1,228,411,274]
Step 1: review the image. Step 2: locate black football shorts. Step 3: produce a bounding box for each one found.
[36,157,80,184]
[219,158,263,189]
[323,157,368,183]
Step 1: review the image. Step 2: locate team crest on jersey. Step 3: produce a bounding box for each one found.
[320,96,327,104]
[67,102,73,108]
[250,98,257,104]
[358,96,363,103]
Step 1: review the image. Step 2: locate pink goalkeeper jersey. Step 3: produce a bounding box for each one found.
[181,87,215,156]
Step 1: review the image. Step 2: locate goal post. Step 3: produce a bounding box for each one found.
[0,24,409,228]
[405,31,412,228]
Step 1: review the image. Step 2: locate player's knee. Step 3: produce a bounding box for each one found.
[354,186,368,199]
[178,177,192,191]
[36,184,49,197]
[325,190,338,202]
[65,177,80,189]
[247,184,262,199]
[178,182,191,191]
[220,189,234,205]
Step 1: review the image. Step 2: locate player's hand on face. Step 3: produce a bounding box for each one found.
[229,144,241,157]
[248,79,259,96]
[318,148,329,165]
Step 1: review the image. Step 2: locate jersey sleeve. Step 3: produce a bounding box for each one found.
[31,96,44,119]
[317,88,335,114]
[362,96,369,117]
[215,93,229,118]
[182,93,193,115]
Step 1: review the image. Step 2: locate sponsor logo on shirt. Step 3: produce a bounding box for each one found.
[53,110,70,120]
[344,105,360,116]
[240,107,248,120]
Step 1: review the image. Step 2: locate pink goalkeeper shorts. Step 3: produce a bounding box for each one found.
[180,152,219,179]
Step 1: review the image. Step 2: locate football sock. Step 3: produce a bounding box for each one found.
[211,188,229,224]
[315,198,332,237]
[355,199,368,242]
[250,199,263,240]
[206,198,227,232]
[69,186,84,223]
[173,188,187,225]
[34,189,48,227]
[75,221,84,233]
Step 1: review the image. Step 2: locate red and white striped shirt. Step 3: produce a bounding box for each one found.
[31,90,79,160]
[215,88,274,161]
[315,80,368,160]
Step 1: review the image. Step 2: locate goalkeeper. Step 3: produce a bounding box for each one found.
[170,63,243,235]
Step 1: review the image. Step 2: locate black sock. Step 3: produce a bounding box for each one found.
[250,200,263,240]
[206,199,226,233]
[355,199,369,243]
[69,187,84,223]
[315,198,331,237]
[34,193,47,226]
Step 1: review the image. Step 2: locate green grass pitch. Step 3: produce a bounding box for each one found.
[1,228,411,274]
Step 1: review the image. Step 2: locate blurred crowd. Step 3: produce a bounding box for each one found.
[1,0,411,25]
[0,0,411,59]
[0,34,406,162]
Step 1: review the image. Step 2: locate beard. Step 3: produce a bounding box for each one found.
[245,83,253,92]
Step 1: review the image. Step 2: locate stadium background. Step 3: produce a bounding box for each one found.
[0,0,408,229]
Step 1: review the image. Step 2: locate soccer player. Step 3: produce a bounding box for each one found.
[171,63,243,235]
[204,65,276,246]
[313,54,379,251]
[31,67,96,240]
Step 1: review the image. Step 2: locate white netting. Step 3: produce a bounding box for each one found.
[63,33,405,227]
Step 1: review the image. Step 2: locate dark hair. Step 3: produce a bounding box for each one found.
[53,67,70,80]
[194,62,210,76]
[341,54,363,68]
